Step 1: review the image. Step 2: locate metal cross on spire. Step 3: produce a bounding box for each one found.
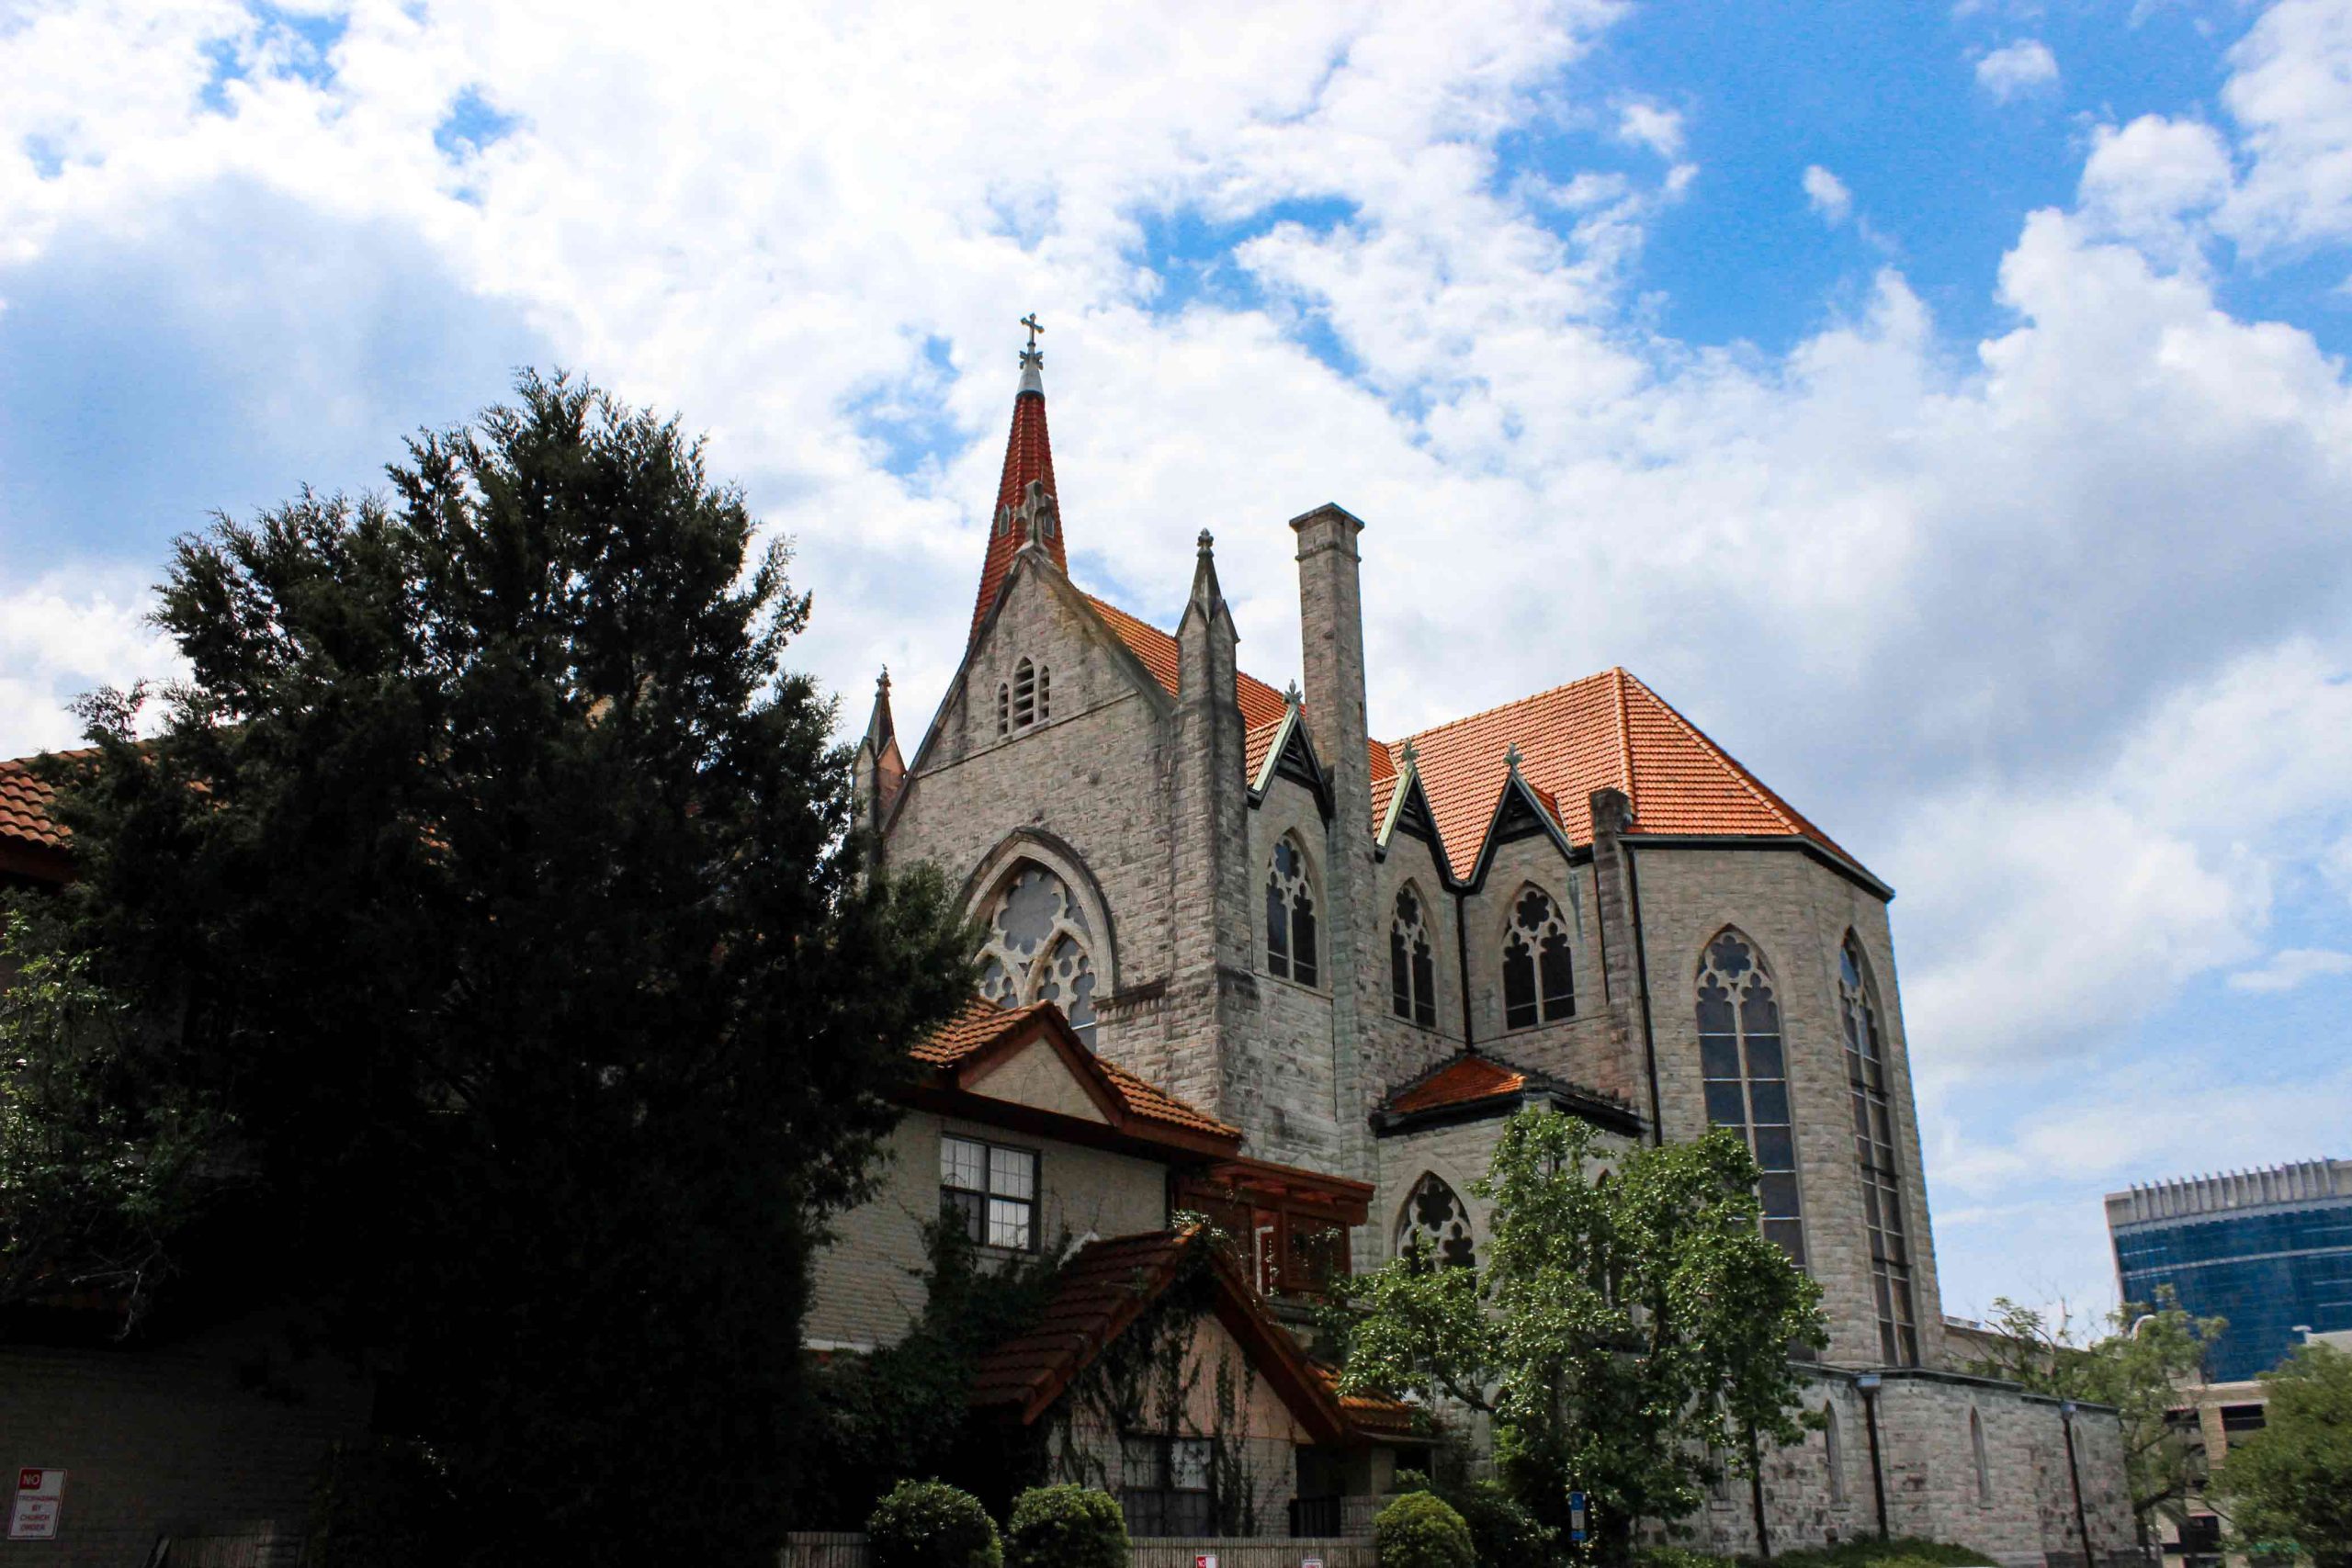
[1021,312,1044,351]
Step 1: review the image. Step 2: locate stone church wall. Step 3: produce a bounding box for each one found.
[1627,844,1947,1371]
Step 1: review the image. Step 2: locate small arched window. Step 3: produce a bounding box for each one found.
[977,863,1100,1048]
[1390,886,1438,1027]
[1970,1408,1989,1505]
[1824,1405,1847,1505]
[1035,664,1050,722]
[1698,930,1805,1265]
[1842,934,1918,1366]
[996,682,1011,736]
[1265,836,1319,987]
[1501,886,1573,1029]
[1396,1173,1475,1269]
[1011,659,1042,728]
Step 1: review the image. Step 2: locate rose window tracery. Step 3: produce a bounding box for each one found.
[976,863,1099,1047]
[1396,1173,1476,1269]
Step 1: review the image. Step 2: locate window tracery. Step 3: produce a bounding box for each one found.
[1501,886,1573,1029]
[1697,929,1806,1265]
[1842,934,1919,1366]
[1390,886,1437,1027]
[1265,836,1319,987]
[1396,1173,1476,1269]
[976,863,1099,1047]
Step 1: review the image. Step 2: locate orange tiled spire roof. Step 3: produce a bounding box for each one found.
[967,315,1067,643]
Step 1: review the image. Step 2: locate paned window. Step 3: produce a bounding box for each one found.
[976,863,1100,1047]
[1390,886,1438,1027]
[1501,886,1573,1029]
[1396,1172,1476,1269]
[1265,837,1319,987]
[1697,930,1806,1265]
[940,1134,1038,1252]
[1121,1436,1214,1536]
[1841,935,1918,1366]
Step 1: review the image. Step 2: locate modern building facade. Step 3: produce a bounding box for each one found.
[2107,1159,2352,1382]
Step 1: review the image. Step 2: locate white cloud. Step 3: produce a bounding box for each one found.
[2078,114,2233,259]
[1974,38,2060,100]
[1617,101,1684,160]
[1802,164,1852,224]
[2219,0,2352,251]
[2228,946,2352,991]
[0,574,187,757]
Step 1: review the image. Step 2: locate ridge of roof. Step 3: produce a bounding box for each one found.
[913,997,1240,1143]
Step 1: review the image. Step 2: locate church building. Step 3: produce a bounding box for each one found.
[824,327,2139,1562]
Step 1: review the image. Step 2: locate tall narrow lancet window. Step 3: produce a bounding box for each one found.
[1970,1408,1990,1504]
[996,683,1011,736]
[1501,886,1574,1029]
[1841,935,1918,1366]
[1035,665,1050,722]
[1824,1406,1847,1505]
[1696,930,1805,1264]
[1011,659,1040,728]
[976,863,1100,1047]
[1265,837,1318,987]
[1390,887,1437,1027]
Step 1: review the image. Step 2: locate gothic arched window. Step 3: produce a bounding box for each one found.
[1824,1405,1847,1506]
[1396,1173,1476,1269]
[1390,886,1437,1027]
[1842,934,1918,1366]
[1265,836,1319,987]
[976,863,1099,1047]
[1970,1408,1990,1505]
[1501,886,1574,1029]
[1697,930,1806,1265]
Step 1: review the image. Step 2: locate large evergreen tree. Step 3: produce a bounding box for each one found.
[34,373,972,1565]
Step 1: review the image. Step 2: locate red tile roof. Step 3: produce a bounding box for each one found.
[1400,666,1848,880]
[1385,1053,1529,1115]
[0,757,67,852]
[1086,594,1291,728]
[1315,1366,1422,1437]
[914,998,1240,1145]
[967,1226,1361,1442]
[969,379,1067,644]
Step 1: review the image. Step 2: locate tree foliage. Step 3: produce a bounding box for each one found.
[1332,1112,1826,1558]
[2211,1344,2352,1568]
[28,372,974,1565]
[1962,1287,2224,1530]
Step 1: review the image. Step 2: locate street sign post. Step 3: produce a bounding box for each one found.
[1567,1490,1589,1546]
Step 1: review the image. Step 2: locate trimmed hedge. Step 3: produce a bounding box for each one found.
[1376,1491,1476,1568]
[868,1480,1002,1568]
[1005,1484,1127,1568]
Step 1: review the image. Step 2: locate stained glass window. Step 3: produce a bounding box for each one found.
[1696,930,1806,1266]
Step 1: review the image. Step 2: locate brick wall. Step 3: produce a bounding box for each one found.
[0,1318,368,1566]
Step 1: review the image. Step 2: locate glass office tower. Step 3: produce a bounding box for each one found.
[2106,1158,2352,1383]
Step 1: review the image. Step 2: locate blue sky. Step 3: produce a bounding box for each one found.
[5,0,2351,1325]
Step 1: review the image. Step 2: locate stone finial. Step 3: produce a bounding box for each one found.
[1504,741,1523,770]
[1283,680,1303,707]
[1400,738,1419,769]
[1198,528,1215,555]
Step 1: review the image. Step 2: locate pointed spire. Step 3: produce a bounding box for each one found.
[863,666,895,750]
[1184,527,1228,626]
[968,314,1066,643]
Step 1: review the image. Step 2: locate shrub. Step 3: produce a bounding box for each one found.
[1447,1480,1550,1568]
[1750,1540,1995,1568]
[1005,1485,1126,1568]
[1391,1468,1434,1495]
[868,1480,1002,1568]
[1376,1491,1476,1568]
[1635,1548,1736,1568]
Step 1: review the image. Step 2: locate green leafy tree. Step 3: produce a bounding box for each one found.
[2211,1344,2352,1568]
[1962,1288,2224,1538]
[1332,1111,1826,1561]
[31,372,974,1566]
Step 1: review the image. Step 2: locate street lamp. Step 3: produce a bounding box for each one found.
[2061,1400,2095,1568]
